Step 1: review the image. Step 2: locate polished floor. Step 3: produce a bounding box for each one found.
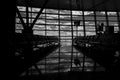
[20,40,105,76]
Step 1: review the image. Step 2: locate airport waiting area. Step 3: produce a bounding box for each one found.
[6,0,120,80]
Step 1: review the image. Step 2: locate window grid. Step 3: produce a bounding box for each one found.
[16,6,120,76]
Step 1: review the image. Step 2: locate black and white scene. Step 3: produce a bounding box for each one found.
[7,0,120,80]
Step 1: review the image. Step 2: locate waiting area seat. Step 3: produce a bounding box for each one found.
[73,33,120,72]
[15,33,60,76]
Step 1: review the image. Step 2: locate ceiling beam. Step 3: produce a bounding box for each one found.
[16,6,26,29]
[30,0,49,29]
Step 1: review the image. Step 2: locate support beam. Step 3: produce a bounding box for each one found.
[34,64,42,75]
[92,0,97,71]
[16,6,26,29]
[25,1,29,28]
[69,0,74,71]
[117,12,120,32]
[57,0,61,73]
[21,0,34,34]
[30,0,49,29]
[81,0,86,72]
[92,0,98,35]
[112,0,120,33]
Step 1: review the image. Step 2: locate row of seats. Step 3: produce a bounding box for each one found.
[73,33,120,49]
[73,33,120,72]
[15,33,60,76]
[15,33,59,48]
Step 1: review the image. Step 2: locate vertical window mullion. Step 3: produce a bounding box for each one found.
[30,7,33,75]
[82,10,86,72]
[117,11,120,32]
[45,8,47,74]
[105,11,109,27]
[92,0,97,71]
[81,0,86,72]
[93,11,97,72]
[58,9,61,73]
[94,11,97,35]
[26,5,29,28]
[45,9,47,36]
[57,0,61,73]
[82,12,86,36]
[69,0,74,71]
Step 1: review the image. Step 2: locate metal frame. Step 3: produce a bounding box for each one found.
[16,2,120,75]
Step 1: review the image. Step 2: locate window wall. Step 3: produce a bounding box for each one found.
[16,6,120,75]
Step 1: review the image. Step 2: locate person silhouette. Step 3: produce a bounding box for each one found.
[74,58,81,67]
[96,23,104,35]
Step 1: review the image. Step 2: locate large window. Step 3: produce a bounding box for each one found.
[16,6,119,76]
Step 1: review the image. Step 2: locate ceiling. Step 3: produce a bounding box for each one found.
[16,0,120,11]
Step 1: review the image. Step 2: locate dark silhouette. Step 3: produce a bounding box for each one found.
[96,23,104,35]
[74,58,81,67]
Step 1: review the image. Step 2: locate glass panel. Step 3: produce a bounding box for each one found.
[96,16,106,20]
[36,19,45,24]
[16,18,21,23]
[60,26,71,30]
[78,31,84,36]
[108,17,117,21]
[108,21,118,26]
[15,30,22,33]
[72,11,82,15]
[86,32,96,36]
[16,24,23,29]
[17,6,26,11]
[46,25,59,30]
[16,6,111,75]
[60,31,72,36]
[84,11,94,15]
[73,15,83,21]
[31,13,37,18]
[85,26,95,31]
[46,14,58,19]
[119,12,120,15]
[60,15,71,20]
[34,31,45,35]
[85,16,94,20]
[33,25,45,30]
[95,11,105,16]
[32,7,40,12]
[46,9,58,14]
[19,12,26,17]
[85,21,95,26]
[46,20,59,25]
[60,10,70,14]
[46,31,59,36]
[39,14,45,19]
[107,12,117,16]
[114,27,119,32]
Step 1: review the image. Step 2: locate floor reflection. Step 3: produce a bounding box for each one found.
[22,41,105,76]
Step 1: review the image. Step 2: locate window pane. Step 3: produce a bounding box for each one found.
[46,14,58,19]
[46,31,58,36]
[33,25,45,30]
[46,9,58,14]
[60,10,70,14]
[34,31,45,35]
[85,16,94,20]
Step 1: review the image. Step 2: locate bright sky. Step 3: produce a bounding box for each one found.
[17,6,118,36]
